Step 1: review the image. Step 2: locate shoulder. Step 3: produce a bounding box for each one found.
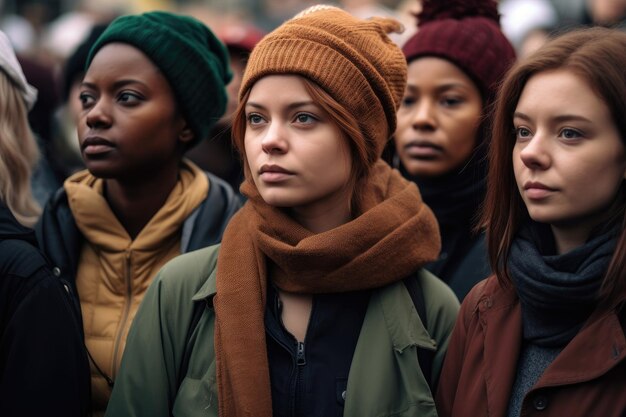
[185,173,241,250]
[0,238,49,278]
[36,185,74,236]
[204,171,242,213]
[418,268,461,317]
[458,275,508,327]
[153,244,221,300]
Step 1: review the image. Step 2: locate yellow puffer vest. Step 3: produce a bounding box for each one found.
[64,161,208,416]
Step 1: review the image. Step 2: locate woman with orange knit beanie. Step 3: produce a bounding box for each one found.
[106,5,459,417]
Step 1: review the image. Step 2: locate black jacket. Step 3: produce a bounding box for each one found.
[35,172,241,326]
[0,203,90,417]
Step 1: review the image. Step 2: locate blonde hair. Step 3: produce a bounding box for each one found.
[0,71,41,227]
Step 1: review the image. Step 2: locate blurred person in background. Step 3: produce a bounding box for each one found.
[0,29,90,417]
[390,0,516,300]
[186,20,265,192]
[36,11,241,415]
[499,0,557,58]
[51,23,109,181]
[551,0,626,30]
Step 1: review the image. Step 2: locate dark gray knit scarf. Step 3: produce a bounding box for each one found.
[508,222,618,347]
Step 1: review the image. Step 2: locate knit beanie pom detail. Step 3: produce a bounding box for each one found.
[418,0,500,24]
[86,11,232,145]
[402,0,515,97]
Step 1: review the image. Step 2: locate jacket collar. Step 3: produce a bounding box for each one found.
[477,277,626,416]
[535,304,626,387]
[191,265,218,306]
[378,280,437,352]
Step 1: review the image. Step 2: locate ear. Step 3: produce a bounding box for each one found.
[178,124,195,145]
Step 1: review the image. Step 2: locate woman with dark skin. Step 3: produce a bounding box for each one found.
[36,12,240,415]
[392,0,516,300]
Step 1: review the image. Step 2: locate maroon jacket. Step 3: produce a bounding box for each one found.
[436,275,626,417]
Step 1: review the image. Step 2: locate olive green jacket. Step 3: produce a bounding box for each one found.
[105,244,459,417]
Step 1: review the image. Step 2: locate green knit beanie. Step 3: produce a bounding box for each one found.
[86,11,233,145]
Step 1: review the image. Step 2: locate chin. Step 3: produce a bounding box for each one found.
[525,208,561,225]
[84,163,117,179]
[402,160,445,178]
[258,190,298,208]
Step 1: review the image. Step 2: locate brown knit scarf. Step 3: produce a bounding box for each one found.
[213,160,440,417]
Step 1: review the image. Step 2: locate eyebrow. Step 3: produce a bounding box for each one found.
[245,100,317,111]
[513,112,592,124]
[80,79,148,90]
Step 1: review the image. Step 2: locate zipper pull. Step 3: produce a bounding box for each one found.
[296,341,306,366]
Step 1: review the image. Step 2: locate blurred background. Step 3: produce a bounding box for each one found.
[2,0,624,202]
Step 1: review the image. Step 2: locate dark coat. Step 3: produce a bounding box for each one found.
[436,275,626,417]
[0,203,90,417]
[426,224,490,301]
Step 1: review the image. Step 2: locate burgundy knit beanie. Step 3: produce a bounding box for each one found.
[402,0,516,98]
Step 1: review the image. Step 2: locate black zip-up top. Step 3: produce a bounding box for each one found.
[265,283,371,417]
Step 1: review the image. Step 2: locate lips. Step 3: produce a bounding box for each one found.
[81,136,115,156]
[259,164,294,183]
[402,140,443,159]
[523,181,557,199]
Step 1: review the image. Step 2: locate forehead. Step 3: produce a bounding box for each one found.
[516,69,609,119]
[85,43,164,84]
[407,56,477,89]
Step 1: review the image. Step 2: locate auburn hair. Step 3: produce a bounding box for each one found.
[231,76,372,214]
[483,27,626,305]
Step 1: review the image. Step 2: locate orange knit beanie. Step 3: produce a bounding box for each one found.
[239,5,407,166]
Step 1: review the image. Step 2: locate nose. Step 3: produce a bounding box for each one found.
[85,98,112,130]
[518,133,551,170]
[261,120,288,154]
[411,98,436,131]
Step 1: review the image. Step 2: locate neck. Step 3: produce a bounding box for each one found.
[289,193,352,234]
[104,162,180,239]
[549,201,621,254]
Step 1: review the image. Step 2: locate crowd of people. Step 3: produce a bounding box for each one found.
[0,0,625,416]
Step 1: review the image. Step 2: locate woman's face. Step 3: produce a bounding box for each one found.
[395,57,483,177]
[244,75,353,217]
[78,43,189,179]
[513,69,626,240]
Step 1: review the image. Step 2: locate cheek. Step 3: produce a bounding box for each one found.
[442,109,481,149]
[394,111,412,139]
[572,161,624,203]
[243,136,257,170]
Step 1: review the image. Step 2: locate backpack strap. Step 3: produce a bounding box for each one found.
[403,270,436,394]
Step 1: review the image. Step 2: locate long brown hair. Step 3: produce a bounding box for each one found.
[232,76,372,213]
[483,27,626,305]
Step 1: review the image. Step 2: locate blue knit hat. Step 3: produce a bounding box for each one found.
[86,11,232,144]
